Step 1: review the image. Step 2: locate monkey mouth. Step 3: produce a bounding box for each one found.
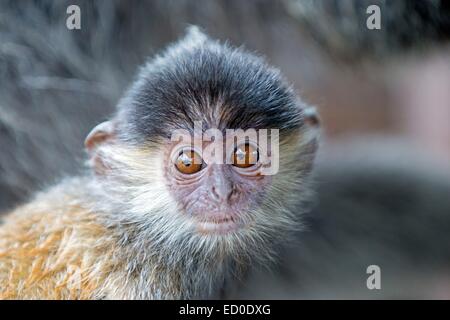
[195,215,241,235]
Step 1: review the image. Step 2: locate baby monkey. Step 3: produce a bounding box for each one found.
[0,28,319,299]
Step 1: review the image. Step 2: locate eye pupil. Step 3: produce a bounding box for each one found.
[233,143,258,168]
[180,153,192,166]
[175,150,203,174]
[236,149,246,160]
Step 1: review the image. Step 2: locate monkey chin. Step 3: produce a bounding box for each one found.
[194,215,242,235]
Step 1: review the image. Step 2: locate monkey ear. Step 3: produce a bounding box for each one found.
[85,121,116,152]
[301,107,321,147]
[303,107,321,128]
[85,121,116,175]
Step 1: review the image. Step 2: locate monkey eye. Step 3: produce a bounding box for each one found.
[175,149,204,174]
[232,143,259,168]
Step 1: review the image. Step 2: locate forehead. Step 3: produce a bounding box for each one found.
[120,40,305,142]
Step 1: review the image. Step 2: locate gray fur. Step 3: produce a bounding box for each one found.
[2,1,450,299]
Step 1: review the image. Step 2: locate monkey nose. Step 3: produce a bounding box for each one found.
[211,183,234,203]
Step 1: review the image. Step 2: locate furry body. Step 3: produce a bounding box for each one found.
[0,27,318,299]
[0,178,240,299]
[0,179,115,299]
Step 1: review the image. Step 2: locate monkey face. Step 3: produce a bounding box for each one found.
[84,28,320,257]
[164,135,273,235]
[86,122,317,242]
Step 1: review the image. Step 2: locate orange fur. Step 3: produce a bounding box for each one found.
[0,180,120,299]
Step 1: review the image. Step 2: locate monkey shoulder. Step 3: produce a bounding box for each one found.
[0,177,122,299]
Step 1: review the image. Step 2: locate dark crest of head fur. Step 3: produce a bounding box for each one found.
[116,27,308,144]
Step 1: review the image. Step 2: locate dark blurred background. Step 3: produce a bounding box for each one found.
[1,0,449,299]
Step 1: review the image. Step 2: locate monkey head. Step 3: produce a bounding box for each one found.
[84,27,320,265]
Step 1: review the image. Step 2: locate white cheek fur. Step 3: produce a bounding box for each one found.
[93,127,316,248]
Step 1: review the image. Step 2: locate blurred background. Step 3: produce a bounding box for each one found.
[0,0,449,299]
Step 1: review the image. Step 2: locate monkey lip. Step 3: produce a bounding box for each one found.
[195,215,241,234]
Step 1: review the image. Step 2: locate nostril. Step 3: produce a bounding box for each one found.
[211,184,234,202]
[211,186,220,200]
[227,186,236,201]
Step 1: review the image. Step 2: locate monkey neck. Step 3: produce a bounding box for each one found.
[84,178,249,299]
[109,223,247,299]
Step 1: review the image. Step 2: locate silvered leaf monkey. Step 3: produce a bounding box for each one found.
[0,27,319,299]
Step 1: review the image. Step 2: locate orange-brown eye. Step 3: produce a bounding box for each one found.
[232,143,259,168]
[175,150,203,174]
